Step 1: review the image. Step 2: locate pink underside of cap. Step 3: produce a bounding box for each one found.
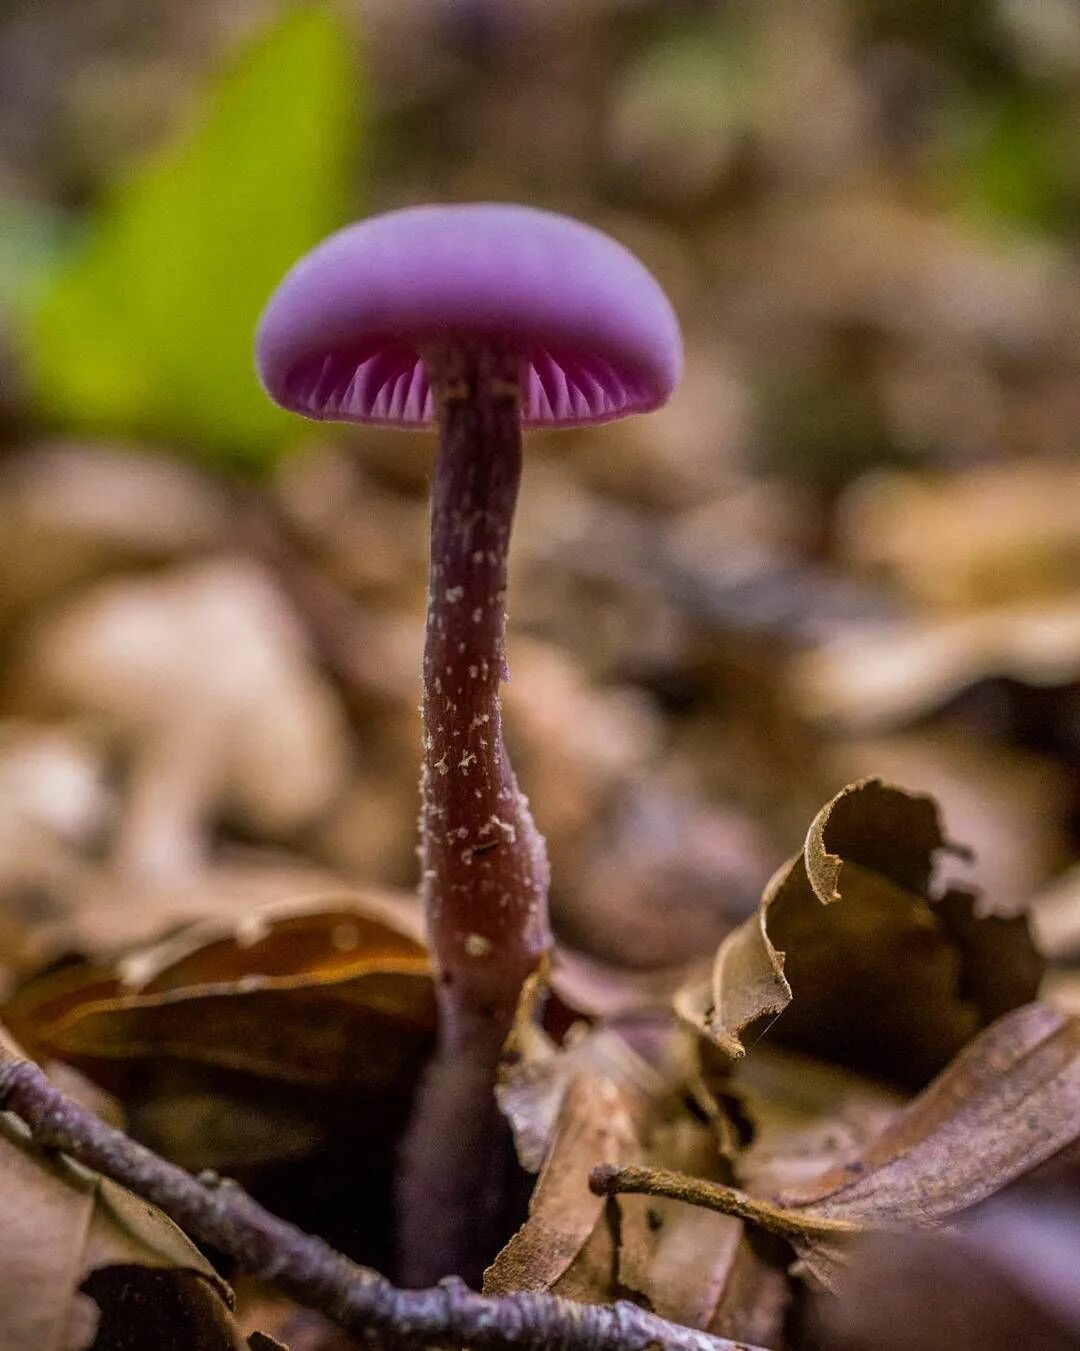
[257,205,682,430]
[281,339,661,428]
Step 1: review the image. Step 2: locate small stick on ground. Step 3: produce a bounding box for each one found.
[590,1164,860,1244]
[0,1045,765,1351]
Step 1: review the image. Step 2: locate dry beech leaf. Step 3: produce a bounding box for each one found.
[6,891,434,1091]
[12,854,383,979]
[497,966,696,1173]
[496,1018,667,1176]
[484,1074,640,1298]
[727,1002,1079,1290]
[615,1118,791,1348]
[615,1143,745,1326]
[677,778,1043,1087]
[724,1047,905,1197]
[492,982,789,1346]
[827,731,1069,922]
[490,1067,789,1347]
[0,1103,239,1350]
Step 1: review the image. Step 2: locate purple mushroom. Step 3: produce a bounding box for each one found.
[256,202,681,1282]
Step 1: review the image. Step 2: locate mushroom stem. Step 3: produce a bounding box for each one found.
[420,342,551,1045]
[399,344,551,1285]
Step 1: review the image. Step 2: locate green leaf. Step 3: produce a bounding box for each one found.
[26,3,360,472]
[950,91,1074,237]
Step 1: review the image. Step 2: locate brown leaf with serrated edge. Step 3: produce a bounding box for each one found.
[5,892,435,1090]
[0,1040,240,1349]
[677,779,1042,1087]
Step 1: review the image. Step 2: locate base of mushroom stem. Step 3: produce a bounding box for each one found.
[396,1009,528,1289]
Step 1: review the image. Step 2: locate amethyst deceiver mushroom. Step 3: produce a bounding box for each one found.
[257,202,681,1281]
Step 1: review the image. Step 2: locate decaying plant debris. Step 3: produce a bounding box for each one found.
[0,775,1076,1349]
[2,1,1080,1348]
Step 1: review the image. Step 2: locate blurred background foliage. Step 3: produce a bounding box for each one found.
[18,4,359,469]
[5,0,1080,474]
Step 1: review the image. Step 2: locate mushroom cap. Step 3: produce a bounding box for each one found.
[256,204,682,429]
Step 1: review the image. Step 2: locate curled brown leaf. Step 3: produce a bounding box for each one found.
[677,778,1042,1086]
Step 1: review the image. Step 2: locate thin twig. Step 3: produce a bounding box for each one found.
[0,1047,766,1351]
[590,1164,859,1243]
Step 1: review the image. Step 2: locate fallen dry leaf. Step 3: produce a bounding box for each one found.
[492,1062,790,1347]
[0,850,398,982]
[6,891,434,1092]
[497,966,695,1173]
[492,977,789,1346]
[779,1002,1079,1212]
[827,731,1069,922]
[724,1047,905,1197]
[617,1171,745,1327]
[484,1074,639,1298]
[656,1001,1080,1292]
[615,1117,791,1348]
[0,1080,239,1350]
[677,778,1043,1087]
